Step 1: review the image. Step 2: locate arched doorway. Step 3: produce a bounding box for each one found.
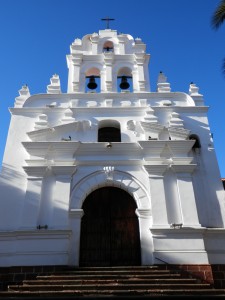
[79,187,141,267]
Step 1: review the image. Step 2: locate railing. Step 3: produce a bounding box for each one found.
[154,257,169,264]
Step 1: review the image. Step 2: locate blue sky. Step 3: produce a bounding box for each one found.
[0,0,225,177]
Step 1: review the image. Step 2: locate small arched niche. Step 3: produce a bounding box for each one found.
[117,67,133,92]
[103,41,114,52]
[85,67,100,92]
[189,134,201,150]
[98,119,121,142]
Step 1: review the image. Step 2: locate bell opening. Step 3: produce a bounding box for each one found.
[119,76,130,90]
[87,76,98,90]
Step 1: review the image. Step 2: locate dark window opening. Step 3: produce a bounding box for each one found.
[189,134,201,149]
[98,127,121,142]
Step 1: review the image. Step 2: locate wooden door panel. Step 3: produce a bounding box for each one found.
[79,187,141,266]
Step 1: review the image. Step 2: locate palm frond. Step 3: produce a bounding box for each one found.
[212,0,225,29]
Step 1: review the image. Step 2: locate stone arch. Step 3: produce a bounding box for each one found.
[113,62,134,77]
[97,37,119,54]
[113,63,134,92]
[80,63,103,92]
[70,169,151,211]
[102,40,114,52]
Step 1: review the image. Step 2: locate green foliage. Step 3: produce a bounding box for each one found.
[212,1,225,76]
[212,0,225,29]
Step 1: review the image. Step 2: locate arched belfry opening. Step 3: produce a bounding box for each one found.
[85,67,100,92]
[79,186,141,267]
[98,120,121,142]
[117,67,133,92]
[103,40,114,52]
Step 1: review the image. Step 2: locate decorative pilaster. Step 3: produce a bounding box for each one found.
[131,69,139,92]
[37,169,55,228]
[144,165,169,228]
[135,208,153,265]
[104,53,114,92]
[117,34,126,54]
[71,54,83,92]
[134,53,146,91]
[171,165,201,227]
[69,209,84,265]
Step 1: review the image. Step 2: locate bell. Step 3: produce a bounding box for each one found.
[119,76,130,90]
[87,76,97,90]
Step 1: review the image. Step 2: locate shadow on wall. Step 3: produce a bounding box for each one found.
[0,163,27,229]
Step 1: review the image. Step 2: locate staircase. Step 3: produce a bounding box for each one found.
[0,265,225,299]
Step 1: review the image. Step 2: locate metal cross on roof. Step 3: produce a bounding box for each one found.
[101,17,115,29]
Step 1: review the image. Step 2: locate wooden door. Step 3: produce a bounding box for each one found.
[79,187,141,267]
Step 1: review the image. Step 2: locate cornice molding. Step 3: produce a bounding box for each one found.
[0,230,71,238]
[150,227,206,236]
[144,165,168,175]
[22,140,196,161]
[23,165,76,176]
[69,209,84,218]
[135,208,152,218]
[171,164,197,173]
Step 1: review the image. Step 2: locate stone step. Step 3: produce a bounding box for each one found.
[22,278,199,285]
[8,283,212,292]
[36,273,182,280]
[61,265,159,271]
[1,265,225,298]
[1,288,225,297]
[52,269,174,275]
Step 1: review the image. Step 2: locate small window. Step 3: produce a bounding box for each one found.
[189,134,201,149]
[98,127,121,142]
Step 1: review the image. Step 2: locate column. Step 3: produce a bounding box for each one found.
[136,208,153,265]
[134,54,146,91]
[37,170,55,228]
[68,209,84,266]
[103,53,114,92]
[132,69,139,92]
[100,69,107,92]
[172,165,201,227]
[71,54,83,92]
[145,165,169,228]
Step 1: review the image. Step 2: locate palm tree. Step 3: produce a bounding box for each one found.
[212,0,225,75]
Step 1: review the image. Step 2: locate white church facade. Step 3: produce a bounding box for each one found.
[0,28,225,267]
